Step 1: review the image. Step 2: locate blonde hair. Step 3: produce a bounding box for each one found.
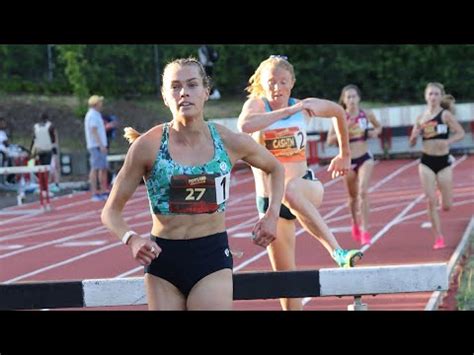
[338,84,362,110]
[245,56,295,98]
[124,58,211,145]
[425,82,456,114]
[162,57,211,92]
[123,127,142,144]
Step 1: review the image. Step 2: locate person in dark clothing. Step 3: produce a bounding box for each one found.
[198,45,221,100]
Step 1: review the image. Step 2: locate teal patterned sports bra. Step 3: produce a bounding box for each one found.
[145,122,233,215]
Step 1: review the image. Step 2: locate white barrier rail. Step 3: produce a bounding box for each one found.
[0,263,448,311]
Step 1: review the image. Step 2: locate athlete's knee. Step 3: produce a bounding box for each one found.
[312,180,324,206]
[284,178,300,207]
[426,196,438,209]
[359,189,369,200]
[348,195,358,206]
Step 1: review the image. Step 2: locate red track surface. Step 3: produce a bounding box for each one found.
[1,156,473,310]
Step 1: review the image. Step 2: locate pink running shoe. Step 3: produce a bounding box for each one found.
[360,231,372,246]
[351,224,361,242]
[433,237,446,250]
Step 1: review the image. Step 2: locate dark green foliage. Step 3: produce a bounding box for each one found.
[0,44,472,105]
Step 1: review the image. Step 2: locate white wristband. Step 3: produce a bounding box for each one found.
[122,231,138,245]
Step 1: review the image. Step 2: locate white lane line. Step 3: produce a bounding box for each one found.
[362,154,466,255]
[84,159,474,297]
[56,240,108,247]
[302,156,468,307]
[425,216,474,310]
[0,244,23,250]
[111,161,420,281]
[0,219,151,260]
[399,198,474,224]
[0,160,425,285]
[233,160,419,272]
[1,210,100,241]
[115,267,143,278]
[4,242,123,284]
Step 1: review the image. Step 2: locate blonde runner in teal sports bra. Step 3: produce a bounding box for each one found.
[101,58,285,310]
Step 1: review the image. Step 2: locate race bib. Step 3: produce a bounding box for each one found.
[436,124,448,134]
[422,121,447,138]
[348,118,365,140]
[422,122,436,137]
[358,118,368,130]
[169,173,230,213]
[263,127,306,162]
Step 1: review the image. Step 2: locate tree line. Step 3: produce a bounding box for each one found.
[0,44,472,107]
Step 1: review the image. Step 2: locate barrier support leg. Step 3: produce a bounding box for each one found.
[347,296,368,311]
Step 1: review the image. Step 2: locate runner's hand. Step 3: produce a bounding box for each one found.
[251,213,277,248]
[129,236,161,266]
[327,154,350,179]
